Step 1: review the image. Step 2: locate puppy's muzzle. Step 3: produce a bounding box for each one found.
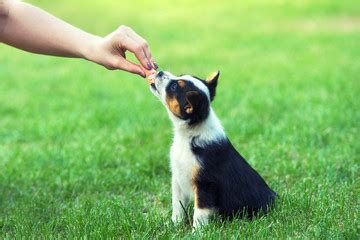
[157,71,164,78]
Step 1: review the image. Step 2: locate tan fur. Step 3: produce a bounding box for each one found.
[206,70,220,83]
[166,96,181,117]
[185,105,193,114]
[192,165,200,208]
[178,80,186,88]
[192,165,212,229]
[184,91,200,115]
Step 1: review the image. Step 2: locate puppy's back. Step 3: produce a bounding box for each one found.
[191,137,276,217]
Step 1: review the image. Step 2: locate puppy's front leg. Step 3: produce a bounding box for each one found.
[171,178,189,223]
[192,181,215,230]
[193,207,212,229]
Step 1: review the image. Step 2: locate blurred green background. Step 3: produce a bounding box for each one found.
[0,0,359,238]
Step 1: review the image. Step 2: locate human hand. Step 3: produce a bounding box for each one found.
[86,25,157,77]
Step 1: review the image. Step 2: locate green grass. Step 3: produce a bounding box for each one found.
[1,0,359,238]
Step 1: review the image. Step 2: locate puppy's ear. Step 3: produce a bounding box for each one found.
[185,90,210,124]
[184,91,200,114]
[206,70,220,101]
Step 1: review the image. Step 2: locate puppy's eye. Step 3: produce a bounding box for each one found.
[170,82,178,92]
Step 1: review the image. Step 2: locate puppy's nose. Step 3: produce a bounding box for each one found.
[157,71,164,78]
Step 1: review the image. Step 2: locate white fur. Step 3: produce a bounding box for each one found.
[151,72,226,229]
[174,75,210,100]
[170,108,225,229]
[193,208,213,229]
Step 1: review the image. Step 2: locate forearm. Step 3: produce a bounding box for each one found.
[0,0,156,75]
[0,0,98,59]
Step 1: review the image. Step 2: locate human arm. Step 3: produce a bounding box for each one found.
[0,0,156,77]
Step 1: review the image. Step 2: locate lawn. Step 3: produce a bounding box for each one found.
[0,0,359,238]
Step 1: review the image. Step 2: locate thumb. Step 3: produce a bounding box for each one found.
[115,58,146,78]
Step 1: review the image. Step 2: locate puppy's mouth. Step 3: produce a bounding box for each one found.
[146,70,160,95]
[151,82,158,93]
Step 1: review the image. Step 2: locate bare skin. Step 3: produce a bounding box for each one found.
[0,0,157,77]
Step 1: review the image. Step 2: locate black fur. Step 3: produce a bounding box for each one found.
[163,73,276,219]
[165,80,209,125]
[191,137,276,218]
[189,75,218,101]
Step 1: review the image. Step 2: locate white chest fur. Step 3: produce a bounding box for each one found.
[169,109,226,200]
[170,133,198,199]
[168,108,226,227]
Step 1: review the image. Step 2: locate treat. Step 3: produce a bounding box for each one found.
[145,69,157,85]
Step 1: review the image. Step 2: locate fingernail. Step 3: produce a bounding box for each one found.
[139,71,146,78]
[147,63,152,70]
[154,62,159,69]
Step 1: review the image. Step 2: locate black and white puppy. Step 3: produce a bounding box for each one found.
[149,70,276,229]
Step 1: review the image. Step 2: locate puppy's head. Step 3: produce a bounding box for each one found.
[149,70,219,125]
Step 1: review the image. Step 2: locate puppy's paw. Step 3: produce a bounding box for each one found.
[192,208,210,230]
[171,213,183,224]
[192,221,206,233]
[192,219,207,230]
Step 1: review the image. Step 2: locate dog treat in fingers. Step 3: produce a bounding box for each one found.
[145,69,157,84]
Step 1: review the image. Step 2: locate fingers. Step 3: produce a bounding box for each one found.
[121,34,150,70]
[116,25,157,70]
[142,66,157,78]
[142,45,157,70]
[105,25,158,76]
[125,28,157,69]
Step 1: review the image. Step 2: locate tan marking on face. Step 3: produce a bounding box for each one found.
[177,80,186,88]
[185,91,199,115]
[192,165,200,208]
[185,106,193,114]
[165,95,181,117]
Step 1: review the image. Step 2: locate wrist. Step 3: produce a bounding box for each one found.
[80,33,102,62]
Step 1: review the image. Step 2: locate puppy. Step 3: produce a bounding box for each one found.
[149,70,276,229]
